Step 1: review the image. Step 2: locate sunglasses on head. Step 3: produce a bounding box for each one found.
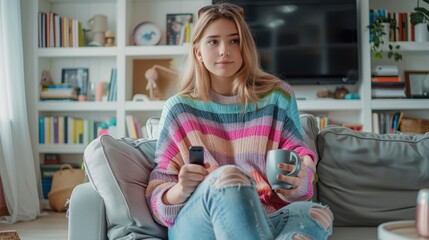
[197,4,244,18]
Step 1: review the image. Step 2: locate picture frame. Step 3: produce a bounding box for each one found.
[61,68,89,97]
[166,13,193,45]
[404,71,429,98]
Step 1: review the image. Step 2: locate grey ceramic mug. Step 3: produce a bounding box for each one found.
[266,149,301,190]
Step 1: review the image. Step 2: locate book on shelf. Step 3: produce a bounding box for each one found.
[39,116,45,144]
[372,82,405,88]
[372,112,380,134]
[125,115,138,138]
[371,82,406,98]
[371,88,406,98]
[371,76,401,83]
[108,68,117,102]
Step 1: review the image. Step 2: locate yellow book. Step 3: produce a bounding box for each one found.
[76,119,84,144]
[44,117,51,144]
[58,116,64,144]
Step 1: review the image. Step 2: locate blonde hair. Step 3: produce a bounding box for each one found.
[178,3,282,106]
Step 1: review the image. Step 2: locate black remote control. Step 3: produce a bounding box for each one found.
[189,146,204,166]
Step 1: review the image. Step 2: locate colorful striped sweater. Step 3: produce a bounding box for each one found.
[146,82,316,227]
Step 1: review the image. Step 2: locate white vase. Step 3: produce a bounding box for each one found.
[414,23,429,42]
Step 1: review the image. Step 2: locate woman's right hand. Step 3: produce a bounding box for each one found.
[162,163,209,205]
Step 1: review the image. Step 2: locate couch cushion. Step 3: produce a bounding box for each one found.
[84,135,167,239]
[317,126,429,226]
[299,113,319,161]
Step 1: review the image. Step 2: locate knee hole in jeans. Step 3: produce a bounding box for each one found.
[309,207,333,230]
[213,167,251,188]
[292,233,312,240]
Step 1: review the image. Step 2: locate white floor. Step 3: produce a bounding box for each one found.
[0,211,67,240]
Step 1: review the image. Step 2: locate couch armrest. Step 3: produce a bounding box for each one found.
[68,182,106,240]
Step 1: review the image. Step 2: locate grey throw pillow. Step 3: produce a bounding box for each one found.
[299,113,319,161]
[317,126,429,226]
[84,135,167,239]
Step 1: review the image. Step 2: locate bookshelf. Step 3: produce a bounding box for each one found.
[25,0,429,172]
[368,0,429,132]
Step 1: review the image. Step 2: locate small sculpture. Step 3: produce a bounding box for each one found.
[145,65,178,100]
[334,86,349,99]
[317,87,350,99]
[40,70,53,85]
[104,31,115,47]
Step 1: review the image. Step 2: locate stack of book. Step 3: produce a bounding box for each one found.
[40,84,78,101]
[371,65,405,98]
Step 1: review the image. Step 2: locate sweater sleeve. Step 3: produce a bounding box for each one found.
[278,87,316,201]
[280,89,316,161]
[145,98,186,227]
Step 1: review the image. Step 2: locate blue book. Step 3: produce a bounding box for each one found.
[108,68,117,101]
[64,116,68,144]
[39,116,45,144]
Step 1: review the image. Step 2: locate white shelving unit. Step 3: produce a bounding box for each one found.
[367,0,429,129]
[26,0,429,165]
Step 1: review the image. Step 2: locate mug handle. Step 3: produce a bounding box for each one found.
[287,152,301,176]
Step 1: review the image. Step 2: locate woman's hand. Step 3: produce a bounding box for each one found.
[273,161,307,197]
[162,163,210,205]
[274,155,314,202]
[178,163,210,196]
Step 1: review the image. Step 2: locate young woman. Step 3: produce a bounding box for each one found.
[146,3,333,239]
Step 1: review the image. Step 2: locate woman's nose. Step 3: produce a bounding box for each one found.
[219,48,230,56]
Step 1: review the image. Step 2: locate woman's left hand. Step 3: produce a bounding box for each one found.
[274,159,307,200]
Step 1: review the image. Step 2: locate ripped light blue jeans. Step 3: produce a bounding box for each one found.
[169,165,333,240]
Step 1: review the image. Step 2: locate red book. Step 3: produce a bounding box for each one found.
[399,13,403,41]
[371,76,401,82]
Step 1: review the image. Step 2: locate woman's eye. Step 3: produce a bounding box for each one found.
[208,39,217,45]
[231,39,240,44]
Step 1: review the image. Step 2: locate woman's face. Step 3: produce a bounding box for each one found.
[196,18,243,85]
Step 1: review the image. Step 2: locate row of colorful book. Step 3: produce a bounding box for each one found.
[370,9,416,42]
[372,112,404,134]
[315,116,363,132]
[38,116,104,145]
[125,115,149,139]
[38,11,84,48]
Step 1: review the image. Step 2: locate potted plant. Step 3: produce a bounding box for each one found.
[368,13,402,61]
[410,0,429,42]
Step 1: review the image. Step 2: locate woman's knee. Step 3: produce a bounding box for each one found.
[309,206,333,230]
[213,166,252,188]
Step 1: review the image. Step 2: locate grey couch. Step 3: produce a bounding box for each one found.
[67,114,429,240]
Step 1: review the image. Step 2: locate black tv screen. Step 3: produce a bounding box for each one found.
[212,0,359,85]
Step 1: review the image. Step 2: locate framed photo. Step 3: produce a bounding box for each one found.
[166,13,193,45]
[404,71,429,98]
[61,68,89,97]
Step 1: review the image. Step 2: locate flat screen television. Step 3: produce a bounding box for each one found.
[212,0,360,85]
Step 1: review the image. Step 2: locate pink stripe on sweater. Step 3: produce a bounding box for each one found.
[172,119,282,142]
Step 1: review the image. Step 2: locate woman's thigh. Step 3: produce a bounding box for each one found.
[169,165,273,240]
